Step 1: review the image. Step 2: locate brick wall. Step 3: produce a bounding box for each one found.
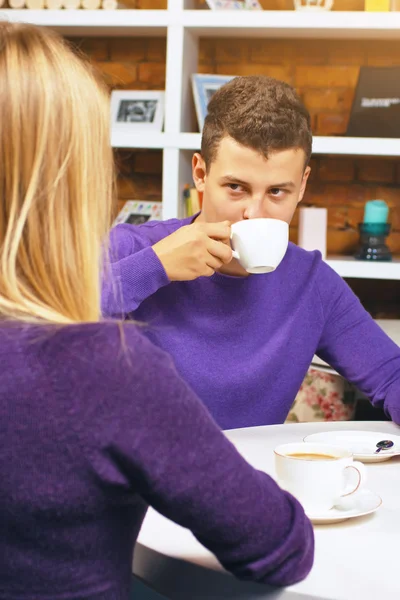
[73,36,166,91]
[72,0,400,259]
[114,149,163,218]
[70,35,166,214]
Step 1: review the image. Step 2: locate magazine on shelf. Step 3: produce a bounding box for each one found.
[113,201,162,227]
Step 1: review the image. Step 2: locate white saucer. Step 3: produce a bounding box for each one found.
[306,489,382,524]
[303,430,400,463]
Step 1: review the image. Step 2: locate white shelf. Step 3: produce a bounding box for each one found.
[111,132,198,149]
[313,137,400,156]
[0,9,169,36]
[111,132,167,150]
[183,10,400,40]
[7,9,400,39]
[179,134,400,156]
[177,133,201,150]
[113,132,400,158]
[112,133,199,150]
[326,256,400,280]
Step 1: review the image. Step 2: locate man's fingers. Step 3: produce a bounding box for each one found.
[207,238,233,264]
[200,221,231,241]
[203,266,216,278]
[206,255,224,271]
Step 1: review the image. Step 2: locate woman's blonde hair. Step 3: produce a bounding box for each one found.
[0,21,114,324]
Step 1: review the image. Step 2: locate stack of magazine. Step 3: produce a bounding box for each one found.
[113,200,162,227]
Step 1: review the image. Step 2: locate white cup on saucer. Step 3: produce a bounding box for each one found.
[274,442,367,515]
[230,218,289,274]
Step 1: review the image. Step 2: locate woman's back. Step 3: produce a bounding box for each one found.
[0,322,314,599]
[0,323,149,599]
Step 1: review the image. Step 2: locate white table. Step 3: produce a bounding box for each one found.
[133,421,400,600]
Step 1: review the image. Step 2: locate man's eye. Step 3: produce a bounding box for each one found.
[228,184,241,191]
[270,188,282,196]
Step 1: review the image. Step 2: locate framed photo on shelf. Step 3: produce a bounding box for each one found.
[192,74,234,131]
[110,90,165,132]
[113,201,162,227]
[204,0,262,9]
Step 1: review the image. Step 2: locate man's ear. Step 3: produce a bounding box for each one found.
[298,165,311,205]
[192,153,207,193]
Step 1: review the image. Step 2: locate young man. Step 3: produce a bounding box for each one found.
[103,75,400,430]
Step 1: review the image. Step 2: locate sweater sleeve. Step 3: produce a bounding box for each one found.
[101,225,170,318]
[316,260,400,423]
[85,324,314,587]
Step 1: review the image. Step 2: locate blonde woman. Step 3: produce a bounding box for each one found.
[0,22,313,599]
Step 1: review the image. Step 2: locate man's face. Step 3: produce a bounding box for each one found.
[193,136,311,226]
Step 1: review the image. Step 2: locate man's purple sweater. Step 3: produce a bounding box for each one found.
[0,322,313,598]
[102,216,400,430]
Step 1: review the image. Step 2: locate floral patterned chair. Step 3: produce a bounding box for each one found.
[286,368,357,423]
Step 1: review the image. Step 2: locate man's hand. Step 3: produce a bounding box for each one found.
[152,221,233,281]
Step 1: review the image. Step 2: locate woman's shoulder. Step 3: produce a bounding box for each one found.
[40,321,168,374]
[0,320,170,389]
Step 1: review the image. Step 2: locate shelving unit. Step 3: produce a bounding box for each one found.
[8,7,400,39]
[133,133,400,157]
[182,9,400,39]
[326,257,400,280]
[3,9,169,36]
[5,3,400,280]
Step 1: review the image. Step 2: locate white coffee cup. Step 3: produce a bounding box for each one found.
[230,218,289,274]
[274,442,367,514]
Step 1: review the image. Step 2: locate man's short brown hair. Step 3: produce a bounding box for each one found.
[201,75,312,170]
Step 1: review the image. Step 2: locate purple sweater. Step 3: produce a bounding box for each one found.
[103,216,400,430]
[0,322,313,599]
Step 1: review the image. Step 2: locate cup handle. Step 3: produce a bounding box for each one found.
[341,461,367,498]
[230,230,240,260]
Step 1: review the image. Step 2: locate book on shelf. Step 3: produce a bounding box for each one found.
[183,185,203,217]
[113,200,162,227]
[347,66,400,138]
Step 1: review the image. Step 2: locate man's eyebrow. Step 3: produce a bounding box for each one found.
[219,175,296,190]
[269,181,296,189]
[219,175,250,186]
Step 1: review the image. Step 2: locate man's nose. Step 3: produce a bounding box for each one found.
[243,197,268,220]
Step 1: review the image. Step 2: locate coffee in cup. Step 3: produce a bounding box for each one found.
[274,442,367,514]
[230,218,289,274]
[286,453,337,461]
